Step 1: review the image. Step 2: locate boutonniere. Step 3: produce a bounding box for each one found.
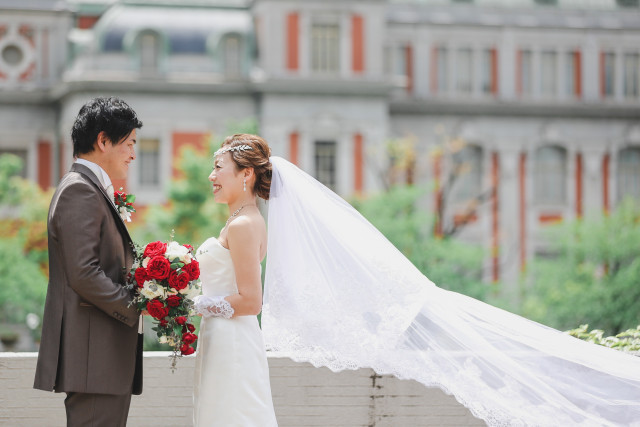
[114,187,136,222]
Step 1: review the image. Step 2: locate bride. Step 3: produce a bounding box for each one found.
[194,134,640,427]
[192,134,277,426]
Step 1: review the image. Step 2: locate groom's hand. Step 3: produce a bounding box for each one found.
[141,310,149,316]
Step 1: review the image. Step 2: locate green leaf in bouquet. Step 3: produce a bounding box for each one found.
[127,194,136,203]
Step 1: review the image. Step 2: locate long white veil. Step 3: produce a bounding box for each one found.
[263,156,640,426]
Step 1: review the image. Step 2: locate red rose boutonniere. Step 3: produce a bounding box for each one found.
[114,187,136,222]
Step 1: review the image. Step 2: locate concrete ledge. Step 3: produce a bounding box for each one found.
[0,352,484,426]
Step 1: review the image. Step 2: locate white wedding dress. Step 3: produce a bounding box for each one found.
[193,237,278,427]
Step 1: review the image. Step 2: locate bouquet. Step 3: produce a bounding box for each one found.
[127,240,201,370]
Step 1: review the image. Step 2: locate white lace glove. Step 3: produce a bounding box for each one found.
[193,295,234,319]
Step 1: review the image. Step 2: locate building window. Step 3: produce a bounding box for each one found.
[139,138,160,187]
[1,45,23,67]
[387,44,408,85]
[437,47,449,93]
[565,51,581,97]
[519,50,533,96]
[541,51,557,97]
[534,146,567,204]
[452,145,483,202]
[140,32,160,75]
[223,35,242,77]
[602,52,615,97]
[617,147,640,201]
[311,20,340,74]
[480,48,496,95]
[314,141,337,190]
[456,48,473,94]
[623,53,639,98]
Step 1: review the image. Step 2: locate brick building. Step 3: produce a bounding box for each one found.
[0,0,639,285]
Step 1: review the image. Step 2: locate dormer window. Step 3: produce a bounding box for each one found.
[223,35,242,77]
[139,32,160,75]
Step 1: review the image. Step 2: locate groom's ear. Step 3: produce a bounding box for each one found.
[95,131,110,153]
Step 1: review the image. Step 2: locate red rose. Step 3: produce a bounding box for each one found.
[115,190,125,199]
[146,300,169,320]
[146,256,171,280]
[182,332,197,345]
[143,241,167,258]
[180,344,195,356]
[175,316,187,325]
[184,244,194,252]
[166,295,181,308]
[183,259,200,280]
[159,319,168,327]
[168,270,190,290]
[134,267,148,288]
[187,323,196,333]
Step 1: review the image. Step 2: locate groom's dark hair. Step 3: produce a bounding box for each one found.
[71,97,143,157]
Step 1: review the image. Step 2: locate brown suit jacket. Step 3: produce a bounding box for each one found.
[34,163,142,395]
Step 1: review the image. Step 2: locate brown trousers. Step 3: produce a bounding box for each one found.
[64,392,132,427]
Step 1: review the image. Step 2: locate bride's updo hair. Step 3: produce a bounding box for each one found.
[220,133,272,200]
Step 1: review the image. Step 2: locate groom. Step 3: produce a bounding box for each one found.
[34,97,144,426]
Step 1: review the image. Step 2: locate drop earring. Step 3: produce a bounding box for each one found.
[243,179,246,192]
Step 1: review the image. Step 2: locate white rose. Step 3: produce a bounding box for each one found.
[158,335,168,344]
[142,257,150,268]
[165,241,191,265]
[140,280,165,300]
[179,283,201,299]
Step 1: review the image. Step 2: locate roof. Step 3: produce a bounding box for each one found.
[0,0,72,12]
[93,3,253,53]
[389,0,639,10]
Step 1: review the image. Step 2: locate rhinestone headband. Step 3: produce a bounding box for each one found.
[214,144,253,157]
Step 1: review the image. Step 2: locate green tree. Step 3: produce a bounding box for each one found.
[522,199,640,335]
[0,237,48,323]
[352,185,491,301]
[0,154,51,324]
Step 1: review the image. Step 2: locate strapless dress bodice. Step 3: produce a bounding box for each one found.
[196,237,238,297]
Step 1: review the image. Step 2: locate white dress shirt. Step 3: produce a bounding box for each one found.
[75,158,113,193]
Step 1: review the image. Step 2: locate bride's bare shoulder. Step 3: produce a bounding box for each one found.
[227,212,265,240]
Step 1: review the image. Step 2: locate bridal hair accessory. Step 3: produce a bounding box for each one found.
[214,144,253,157]
[193,295,234,319]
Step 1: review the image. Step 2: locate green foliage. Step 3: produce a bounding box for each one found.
[0,154,24,205]
[0,236,48,323]
[522,199,640,335]
[0,154,51,325]
[351,185,491,301]
[566,324,640,354]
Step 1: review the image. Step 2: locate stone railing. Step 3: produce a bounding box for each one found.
[0,352,484,426]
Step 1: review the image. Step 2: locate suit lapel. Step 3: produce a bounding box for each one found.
[70,163,134,251]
